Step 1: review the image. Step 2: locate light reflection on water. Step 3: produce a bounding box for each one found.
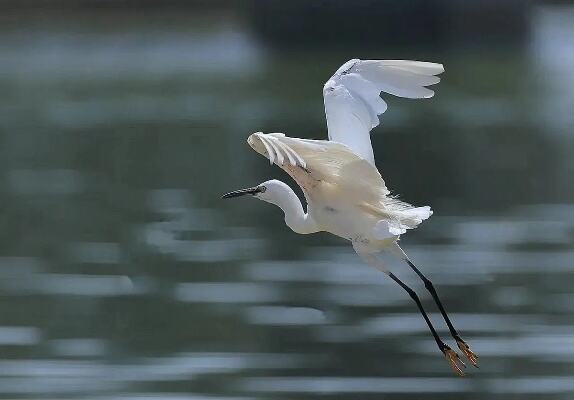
[238,376,472,394]
[0,4,573,400]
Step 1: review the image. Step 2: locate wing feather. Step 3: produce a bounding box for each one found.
[266,137,284,165]
[275,140,297,166]
[323,59,444,166]
[259,135,276,165]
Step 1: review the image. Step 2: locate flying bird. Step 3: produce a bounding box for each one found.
[222,59,477,376]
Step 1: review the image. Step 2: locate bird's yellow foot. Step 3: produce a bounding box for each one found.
[442,346,466,377]
[456,338,478,367]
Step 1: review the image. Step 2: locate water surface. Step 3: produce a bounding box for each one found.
[0,5,573,399]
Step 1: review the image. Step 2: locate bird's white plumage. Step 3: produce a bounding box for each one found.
[224,59,479,375]
[323,59,444,165]
[247,131,431,241]
[253,132,307,168]
[243,59,443,242]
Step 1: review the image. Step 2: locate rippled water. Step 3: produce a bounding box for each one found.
[0,4,573,399]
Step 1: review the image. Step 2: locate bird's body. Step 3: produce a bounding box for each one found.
[246,132,432,247]
[223,58,478,375]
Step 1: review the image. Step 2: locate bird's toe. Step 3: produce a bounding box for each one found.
[456,338,479,368]
[442,346,466,377]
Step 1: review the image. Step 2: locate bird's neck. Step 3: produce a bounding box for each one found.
[271,187,318,235]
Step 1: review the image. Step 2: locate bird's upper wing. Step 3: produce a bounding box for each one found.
[323,59,444,165]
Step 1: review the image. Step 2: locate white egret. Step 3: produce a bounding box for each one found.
[223,59,477,376]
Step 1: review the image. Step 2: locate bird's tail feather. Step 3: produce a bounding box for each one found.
[399,206,433,228]
[373,206,433,239]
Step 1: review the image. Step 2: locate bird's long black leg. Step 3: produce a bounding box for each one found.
[404,259,478,367]
[386,271,466,376]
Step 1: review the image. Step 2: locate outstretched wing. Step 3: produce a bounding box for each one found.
[248,132,389,197]
[323,59,444,165]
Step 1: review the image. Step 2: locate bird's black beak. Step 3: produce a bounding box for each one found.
[221,186,263,199]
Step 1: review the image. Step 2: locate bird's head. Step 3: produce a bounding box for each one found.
[221,179,288,205]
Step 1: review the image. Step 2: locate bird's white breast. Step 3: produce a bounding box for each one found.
[308,189,386,247]
[305,177,397,252]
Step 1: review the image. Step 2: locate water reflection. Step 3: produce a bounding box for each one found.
[238,376,471,394]
[0,327,41,346]
[174,282,282,303]
[0,3,573,400]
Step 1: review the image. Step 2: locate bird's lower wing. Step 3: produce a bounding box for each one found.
[250,132,390,203]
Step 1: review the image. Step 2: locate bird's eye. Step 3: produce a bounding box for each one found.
[259,186,266,193]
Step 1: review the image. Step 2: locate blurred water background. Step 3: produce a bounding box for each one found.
[0,1,573,399]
